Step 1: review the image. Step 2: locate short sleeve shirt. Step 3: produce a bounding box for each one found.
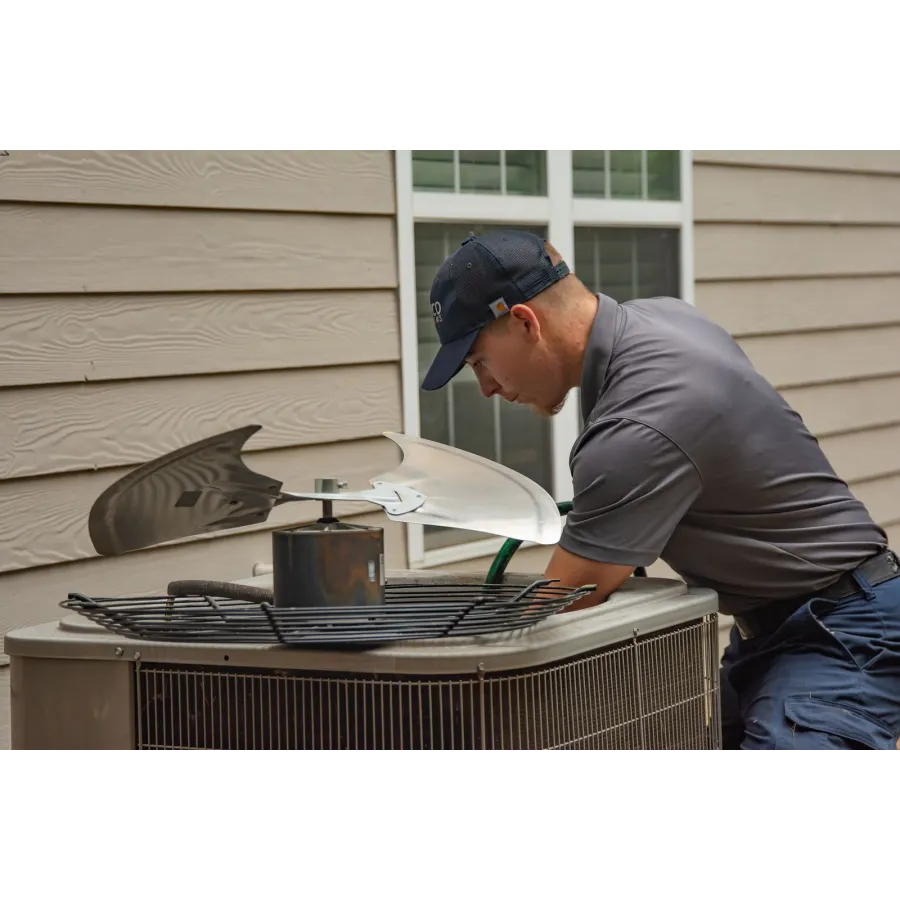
[559,294,887,615]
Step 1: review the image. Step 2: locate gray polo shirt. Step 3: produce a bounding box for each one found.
[559,293,887,615]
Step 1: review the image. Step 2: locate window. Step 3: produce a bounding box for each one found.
[573,150,680,200]
[415,223,553,551]
[412,151,547,196]
[573,228,680,302]
[396,150,692,567]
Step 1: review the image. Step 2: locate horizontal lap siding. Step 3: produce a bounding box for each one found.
[0,151,403,653]
[695,277,900,336]
[0,364,401,480]
[0,290,399,387]
[695,224,900,280]
[693,152,900,547]
[0,150,396,213]
[0,203,396,293]
[692,151,900,175]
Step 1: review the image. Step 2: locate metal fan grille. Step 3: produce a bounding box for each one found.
[134,616,721,749]
[62,580,589,647]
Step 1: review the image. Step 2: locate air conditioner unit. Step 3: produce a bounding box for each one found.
[5,573,720,750]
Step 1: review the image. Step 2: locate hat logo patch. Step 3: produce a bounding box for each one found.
[431,300,442,324]
[489,298,508,318]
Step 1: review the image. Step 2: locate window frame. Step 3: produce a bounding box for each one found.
[395,150,694,569]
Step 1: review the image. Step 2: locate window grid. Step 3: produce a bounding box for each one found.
[412,150,548,197]
[572,150,680,201]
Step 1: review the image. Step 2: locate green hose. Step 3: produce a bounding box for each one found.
[484,499,648,585]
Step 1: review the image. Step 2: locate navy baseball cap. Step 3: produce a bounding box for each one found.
[421,229,570,391]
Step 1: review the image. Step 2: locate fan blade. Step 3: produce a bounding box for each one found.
[88,425,282,555]
[375,432,562,545]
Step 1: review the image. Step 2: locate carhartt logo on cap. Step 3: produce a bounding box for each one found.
[489,298,508,318]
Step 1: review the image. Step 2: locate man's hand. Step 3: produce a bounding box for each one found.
[543,545,634,613]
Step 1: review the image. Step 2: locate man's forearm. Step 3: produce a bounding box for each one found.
[543,545,634,612]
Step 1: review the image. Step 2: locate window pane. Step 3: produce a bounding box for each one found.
[412,150,454,192]
[573,228,599,292]
[459,150,501,193]
[646,151,680,200]
[414,222,552,551]
[573,227,680,303]
[499,401,553,488]
[598,228,638,300]
[411,151,548,196]
[572,144,681,200]
[419,383,450,447]
[505,150,547,196]
[609,150,642,199]
[637,229,680,298]
[572,151,607,198]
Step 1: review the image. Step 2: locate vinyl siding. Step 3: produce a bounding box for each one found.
[0,151,403,660]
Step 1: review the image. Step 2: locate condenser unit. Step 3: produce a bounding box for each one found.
[5,574,720,750]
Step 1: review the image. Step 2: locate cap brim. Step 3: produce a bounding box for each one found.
[421,331,479,391]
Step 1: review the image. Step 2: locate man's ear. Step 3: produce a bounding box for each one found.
[510,303,541,342]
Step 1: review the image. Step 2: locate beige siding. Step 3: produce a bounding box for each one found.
[694,165,900,224]
[0,151,404,655]
[0,151,395,213]
[695,277,900,336]
[0,203,396,293]
[693,151,900,175]
[0,290,399,387]
[694,153,900,544]
[0,364,401,480]
[737,326,900,389]
[780,376,900,437]
[694,224,900,280]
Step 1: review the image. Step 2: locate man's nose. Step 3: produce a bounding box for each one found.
[476,371,500,399]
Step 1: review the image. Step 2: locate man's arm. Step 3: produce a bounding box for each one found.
[543,417,703,613]
[543,545,634,612]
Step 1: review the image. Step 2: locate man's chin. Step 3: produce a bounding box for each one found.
[528,396,568,418]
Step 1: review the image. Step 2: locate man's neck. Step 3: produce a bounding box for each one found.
[557,293,599,390]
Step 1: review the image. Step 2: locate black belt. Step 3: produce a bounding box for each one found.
[733,549,900,640]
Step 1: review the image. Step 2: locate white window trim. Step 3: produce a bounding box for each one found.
[572,198,684,226]
[394,150,424,565]
[413,192,550,225]
[395,150,695,570]
[547,151,580,505]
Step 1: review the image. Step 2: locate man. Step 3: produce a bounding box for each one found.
[421,228,900,750]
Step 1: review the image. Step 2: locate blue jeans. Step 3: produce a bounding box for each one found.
[720,570,900,749]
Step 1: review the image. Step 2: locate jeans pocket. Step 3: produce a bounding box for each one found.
[741,720,774,750]
[807,596,887,673]
[782,696,897,749]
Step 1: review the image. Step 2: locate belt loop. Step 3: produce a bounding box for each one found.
[851,567,877,600]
